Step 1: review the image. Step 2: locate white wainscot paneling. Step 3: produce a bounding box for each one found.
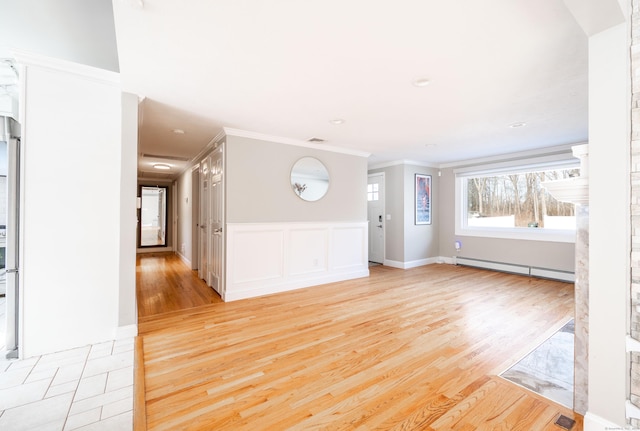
[289,228,328,276]
[225,222,369,301]
[331,226,367,270]
[231,229,284,284]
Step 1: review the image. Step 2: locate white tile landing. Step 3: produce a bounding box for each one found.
[0,338,134,430]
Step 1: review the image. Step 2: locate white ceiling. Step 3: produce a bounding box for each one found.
[112,0,588,179]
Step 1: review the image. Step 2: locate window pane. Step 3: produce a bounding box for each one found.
[465,168,578,229]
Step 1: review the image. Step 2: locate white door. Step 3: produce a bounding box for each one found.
[208,146,224,295]
[367,173,385,264]
[198,157,209,281]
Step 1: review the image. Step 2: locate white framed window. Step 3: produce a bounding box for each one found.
[455,156,579,243]
[367,183,379,201]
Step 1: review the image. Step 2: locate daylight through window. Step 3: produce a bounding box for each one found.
[367,184,379,201]
[465,168,578,230]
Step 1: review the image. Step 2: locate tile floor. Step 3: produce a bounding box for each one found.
[501,319,574,409]
[0,338,134,430]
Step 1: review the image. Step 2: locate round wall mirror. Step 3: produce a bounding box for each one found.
[290,157,330,201]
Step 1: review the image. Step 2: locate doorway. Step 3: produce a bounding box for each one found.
[140,186,168,247]
[1,116,20,358]
[367,173,385,264]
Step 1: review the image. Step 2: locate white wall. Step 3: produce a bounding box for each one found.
[586,15,629,429]
[176,167,194,265]
[226,135,367,223]
[0,0,119,72]
[191,132,371,300]
[18,53,124,357]
[118,92,138,333]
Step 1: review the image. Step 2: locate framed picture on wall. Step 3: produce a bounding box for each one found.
[415,174,432,225]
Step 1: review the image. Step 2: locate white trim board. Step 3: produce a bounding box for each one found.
[583,412,623,431]
[384,257,440,269]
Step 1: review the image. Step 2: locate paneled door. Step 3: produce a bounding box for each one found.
[198,156,209,281]
[367,173,385,264]
[208,145,224,295]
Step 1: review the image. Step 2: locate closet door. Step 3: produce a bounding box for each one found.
[208,145,224,295]
[198,157,209,281]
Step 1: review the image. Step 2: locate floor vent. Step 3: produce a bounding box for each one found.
[554,414,575,430]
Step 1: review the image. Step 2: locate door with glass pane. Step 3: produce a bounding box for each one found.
[198,157,209,281]
[140,186,167,247]
[208,146,224,294]
[367,173,385,264]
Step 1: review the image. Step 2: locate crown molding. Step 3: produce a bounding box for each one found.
[223,127,371,158]
[368,159,439,170]
[11,50,120,86]
[438,143,583,169]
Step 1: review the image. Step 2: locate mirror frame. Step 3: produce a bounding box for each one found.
[290,157,330,201]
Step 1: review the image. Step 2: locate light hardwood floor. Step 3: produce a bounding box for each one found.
[136,253,223,320]
[137,255,582,430]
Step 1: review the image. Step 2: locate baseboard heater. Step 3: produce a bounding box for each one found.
[455,257,575,283]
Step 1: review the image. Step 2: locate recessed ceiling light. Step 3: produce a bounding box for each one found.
[412,78,431,87]
[509,122,527,128]
[172,129,185,134]
[329,119,345,125]
[153,164,171,170]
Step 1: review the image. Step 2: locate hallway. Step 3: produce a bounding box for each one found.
[136,253,222,321]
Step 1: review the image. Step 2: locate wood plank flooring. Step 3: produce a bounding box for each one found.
[137,258,582,430]
[136,252,222,320]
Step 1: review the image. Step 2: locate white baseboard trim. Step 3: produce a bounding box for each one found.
[177,252,191,268]
[115,324,138,339]
[583,412,623,431]
[224,269,369,302]
[439,256,456,265]
[384,257,440,269]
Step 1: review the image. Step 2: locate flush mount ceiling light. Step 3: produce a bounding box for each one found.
[153,164,171,170]
[329,119,345,125]
[509,122,527,128]
[172,128,185,134]
[412,78,431,87]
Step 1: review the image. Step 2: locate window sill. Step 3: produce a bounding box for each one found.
[455,226,576,243]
